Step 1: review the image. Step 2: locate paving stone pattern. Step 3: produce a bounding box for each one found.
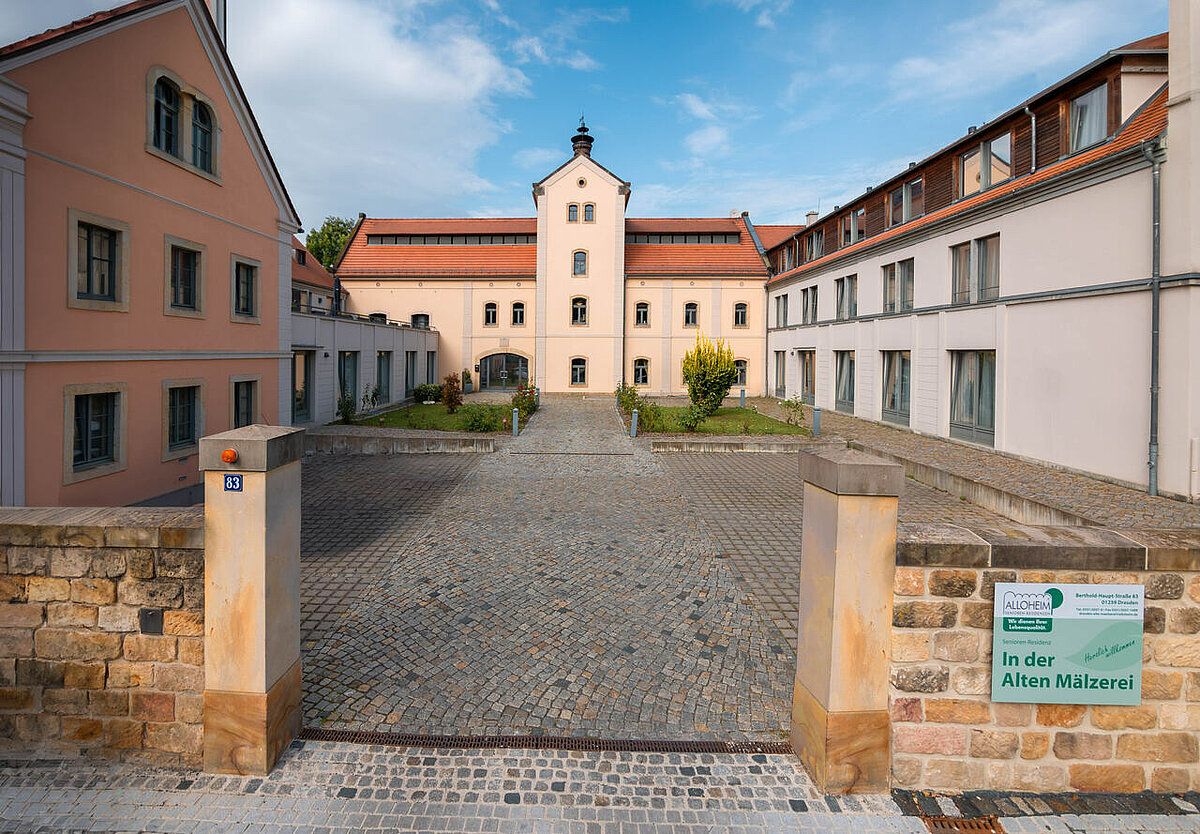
[302,396,793,740]
[747,399,1200,529]
[0,743,1194,833]
[659,453,1007,648]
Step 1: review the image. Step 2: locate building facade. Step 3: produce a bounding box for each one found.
[334,127,777,396]
[765,31,1200,501]
[0,0,300,507]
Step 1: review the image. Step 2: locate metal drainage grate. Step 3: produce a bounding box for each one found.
[923,817,1004,833]
[298,727,793,755]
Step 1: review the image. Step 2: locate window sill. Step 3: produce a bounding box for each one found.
[882,409,910,427]
[145,143,222,185]
[162,444,198,463]
[165,306,206,320]
[231,313,261,325]
[64,458,126,486]
[69,296,129,313]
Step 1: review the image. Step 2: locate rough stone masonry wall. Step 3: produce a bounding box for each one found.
[0,508,204,766]
[891,523,1200,794]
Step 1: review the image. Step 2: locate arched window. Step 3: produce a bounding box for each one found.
[192,101,213,172]
[484,302,498,326]
[153,77,180,156]
[411,313,430,329]
[567,204,579,222]
[634,301,649,327]
[512,301,525,326]
[683,302,698,327]
[733,302,748,328]
[573,251,587,276]
[571,297,587,325]
[735,359,748,387]
[583,203,595,222]
[633,358,649,386]
[571,358,587,386]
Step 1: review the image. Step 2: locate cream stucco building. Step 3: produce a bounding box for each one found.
[334,126,782,396]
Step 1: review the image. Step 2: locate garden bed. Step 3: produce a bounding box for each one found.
[630,405,810,436]
[349,402,514,433]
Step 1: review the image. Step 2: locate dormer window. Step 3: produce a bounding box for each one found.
[153,77,180,156]
[295,249,306,265]
[886,178,923,228]
[1070,84,1108,152]
[960,132,1011,197]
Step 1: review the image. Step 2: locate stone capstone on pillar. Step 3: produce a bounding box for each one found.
[198,425,305,776]
[792,446,903,794]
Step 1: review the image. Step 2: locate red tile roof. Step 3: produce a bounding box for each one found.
[291,237,334,291]
[754,224,804,250]
[1118,32,1168,51]
[337,215,771,278]
[768,85,1168,287]
[0,0,169,59]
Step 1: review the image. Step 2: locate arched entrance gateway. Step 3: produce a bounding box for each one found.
[478,352,529,390]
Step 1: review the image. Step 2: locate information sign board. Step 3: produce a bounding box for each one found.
[991,582,1143,705]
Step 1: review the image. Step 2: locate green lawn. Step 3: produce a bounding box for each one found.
[349,402,509,432]
[647,406,809,435]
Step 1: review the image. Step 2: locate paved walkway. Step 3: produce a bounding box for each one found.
[301,395,793,740]
[746,398,1200,529]
[2,742,1195,833]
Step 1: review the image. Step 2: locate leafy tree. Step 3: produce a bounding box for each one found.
[681,333,738,417]
[305,215,356,270]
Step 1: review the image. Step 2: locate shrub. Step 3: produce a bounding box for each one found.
[511,384,538,421]
[461,368,472,387]
[460,403,502,432]
[677,404,706,433]
[681,333,738,417]
[361,383,381,412]
[413,383,442,403]
[778,395,806,426]
[614,382,640,415]
[635,400,662,432]
[336,390,357,424]
[442,373,463,414]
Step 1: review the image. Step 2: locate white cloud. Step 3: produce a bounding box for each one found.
[512,146,564,170]
[508,7,627,71]
[0,0,125,45]
[677,93,717,121]
[889,0,1163,104]
[714,0,793,28]
[684,125,729,157]
[224,0,528,225]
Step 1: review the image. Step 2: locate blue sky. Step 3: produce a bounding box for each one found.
[1,0,1168,227]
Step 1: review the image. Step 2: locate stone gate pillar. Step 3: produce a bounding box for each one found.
[792,447,903,793]
[199,425,305,775]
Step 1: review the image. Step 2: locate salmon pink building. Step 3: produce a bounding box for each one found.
[0,0,301,507]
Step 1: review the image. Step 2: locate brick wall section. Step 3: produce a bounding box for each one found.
[891,522,1200,794]
[0,507,204,766]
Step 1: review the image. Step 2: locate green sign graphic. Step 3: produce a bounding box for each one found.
[991,583,1143,705]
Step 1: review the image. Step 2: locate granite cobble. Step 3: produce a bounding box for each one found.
[301,395,793,740]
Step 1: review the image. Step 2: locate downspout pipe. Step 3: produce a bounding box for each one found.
[1023,107,1037,172]
[1142,137,1164,496]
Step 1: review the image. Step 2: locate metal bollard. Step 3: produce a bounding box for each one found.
[740,389,746,408]
[813,406,821,436]
[631,408,639,438]
[512,408,520,436]
[535,387,540,408]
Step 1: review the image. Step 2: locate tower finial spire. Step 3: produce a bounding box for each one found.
[571,117,594,157]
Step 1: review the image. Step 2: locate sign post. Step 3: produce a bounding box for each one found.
[991,583,1144,705]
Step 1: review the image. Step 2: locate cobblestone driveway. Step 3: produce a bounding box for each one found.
[302,396,793,741]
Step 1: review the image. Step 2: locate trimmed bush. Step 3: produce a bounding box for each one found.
[442,373,463,414]
[681,333,738,417]
[413,383,442,403]
[460,403,503,432]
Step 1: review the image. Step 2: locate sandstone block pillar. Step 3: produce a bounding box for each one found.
[792,447,903,793]
[199,425,305,775]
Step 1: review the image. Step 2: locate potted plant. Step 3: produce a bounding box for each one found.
[462,368,473,394]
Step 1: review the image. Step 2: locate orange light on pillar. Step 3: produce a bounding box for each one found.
[221,448,238,464]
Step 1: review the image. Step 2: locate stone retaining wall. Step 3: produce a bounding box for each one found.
[305,426,495,454]
[891,522,1200,793]
[0,508,204,766]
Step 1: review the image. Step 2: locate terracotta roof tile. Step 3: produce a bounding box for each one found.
[768,85,1168,287]
[291,237,334,290]
[0,0,169,59]
[754,224,804,250]
[625,216,767,275]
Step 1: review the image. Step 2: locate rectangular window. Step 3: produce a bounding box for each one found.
[733,303,747,328]
[233,261,256,317]
[484,303,497,326]
[1070,84,1108,152]
[571,358,587,386]
[338,350,358,399]
[292,351,312,422]
[960,132,1012,196]
[774,294,789,327]
[167,385,199,450]
[774,351,786,398]
[73,392,116,469]
[883,260,913,312]
[881,350,911,425]
[835,351,855,413]
[734,359,747,387]
[886,178,923,227]
[633,359,649,386]
[951,236,1000,304]
[799,350,815,405]
[512,303,525,326]
[376,351,392,403]
[950,350,996,446]
[76,223,117,300]
[635,303,649,326]
[171,245,199,310]
[805,229,824,262]
[801,287,818,324]
[835,275,857,320]
[841,208,865,247]
[411,313,430,329]
[405,351,417,395]
[683,303,698,327]
[426,351,437,385]
[233,380,256,428]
